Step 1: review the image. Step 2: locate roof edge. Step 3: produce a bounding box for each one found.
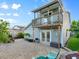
[32,0,60,12]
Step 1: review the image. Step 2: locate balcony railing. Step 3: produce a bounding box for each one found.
[32,14,63,28]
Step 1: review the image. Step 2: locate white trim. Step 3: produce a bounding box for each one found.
[40,30,50,44]
[40,30,42,42]
[61,28,64,47]
[50,30,52,42]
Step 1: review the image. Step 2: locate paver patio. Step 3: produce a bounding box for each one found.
[0,39,68,59]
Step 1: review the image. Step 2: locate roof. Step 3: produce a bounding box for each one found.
[32,0,62,12]
[24,22,32,30]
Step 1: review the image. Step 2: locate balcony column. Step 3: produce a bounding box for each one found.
[40,30,42,42]
[34,12,36,19]
[50,29,52,42]
[33,12,35,41]
[58,26,61,48]
[39,11,41,25]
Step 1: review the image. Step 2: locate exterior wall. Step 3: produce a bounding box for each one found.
[34,28,40,39]
[51,29,59,43]
[62,11,71,46]
[40,29,59,43]
[24,25,33,39]
[24,25,40,39]
[25,2,71,47]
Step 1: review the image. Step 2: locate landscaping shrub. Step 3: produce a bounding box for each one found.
[0,20,10,43]
[0,33,10,43]
[9,34,14,42]
[24,33,34,42]
[24,33,30,37]
[17,32,24,38]
[24,33,30,39]
[75,33,79,38]
[67,20,79,51]
[67,37,79,51]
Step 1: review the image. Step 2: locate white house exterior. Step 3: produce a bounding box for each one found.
[24,0,71,48]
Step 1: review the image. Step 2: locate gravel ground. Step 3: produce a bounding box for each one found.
[0,39,58,59]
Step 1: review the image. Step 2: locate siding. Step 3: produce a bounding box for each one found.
[62,11,71,46]
[24,24,40,39]
[24,25,33,39]
[51,29,59,43]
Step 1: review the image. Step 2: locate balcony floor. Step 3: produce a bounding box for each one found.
[33,23,62,29]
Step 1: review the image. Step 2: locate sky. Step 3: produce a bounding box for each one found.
[0,0,79,28]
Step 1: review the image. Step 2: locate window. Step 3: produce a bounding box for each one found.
[50,15,58,23]
[47,32,50,42]
[53,7,58,13]
[42,32,45,41]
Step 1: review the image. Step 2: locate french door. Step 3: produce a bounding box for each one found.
[41,30,50,44]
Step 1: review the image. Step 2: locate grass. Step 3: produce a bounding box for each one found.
[67,36,79,51]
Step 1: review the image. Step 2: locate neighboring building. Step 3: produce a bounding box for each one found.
[9,25,25,38]
[24,0,71,48]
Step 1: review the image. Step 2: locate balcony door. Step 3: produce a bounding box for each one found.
[41,30,50,45]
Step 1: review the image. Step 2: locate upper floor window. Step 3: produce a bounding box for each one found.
[53,7,58,12]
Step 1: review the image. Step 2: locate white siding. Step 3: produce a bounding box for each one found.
[24,25,40,39]
[24,25,33,39]
[34,28,40,39]
[62,11,71,46]
[51,30,59,43]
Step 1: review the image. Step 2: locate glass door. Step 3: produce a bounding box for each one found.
[46,32,50,42]
[42,32,45,42]
[41,30,50,44]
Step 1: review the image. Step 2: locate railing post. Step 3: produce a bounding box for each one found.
[58,26,61,48]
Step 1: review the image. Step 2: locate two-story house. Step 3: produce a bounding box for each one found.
[24,0,71,48]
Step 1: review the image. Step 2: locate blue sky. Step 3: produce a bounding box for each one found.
[0,0,79,28]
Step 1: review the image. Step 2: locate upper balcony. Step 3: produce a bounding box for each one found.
[32,13,63,28]
[32,0,63,29]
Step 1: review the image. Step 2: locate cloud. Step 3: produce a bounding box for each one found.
[0,13,19,16]
[13,13,19,16]
[27,12,32,15]
[5,18,16,24]
[12,3,21,10]
[0,13,5,16]
[0,13,11,16]
[0,17,16,24]
[6,13,11,16]
[0,3,9,9]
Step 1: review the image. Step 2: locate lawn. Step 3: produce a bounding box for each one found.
[67,37,79,51]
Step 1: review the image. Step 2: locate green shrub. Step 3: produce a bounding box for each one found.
[24,33,30,40]
[0,33,10,43]
[67,37,79,51]
[24,33,30,37]
[17,32,24,38]
[75,33,79,38]
[0,20,10,43]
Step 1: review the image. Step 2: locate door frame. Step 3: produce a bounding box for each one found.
[40,30,51,44]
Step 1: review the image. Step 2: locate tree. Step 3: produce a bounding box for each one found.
[70,20,79,37]
[70,20,79,31]
[0,19,10,43]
